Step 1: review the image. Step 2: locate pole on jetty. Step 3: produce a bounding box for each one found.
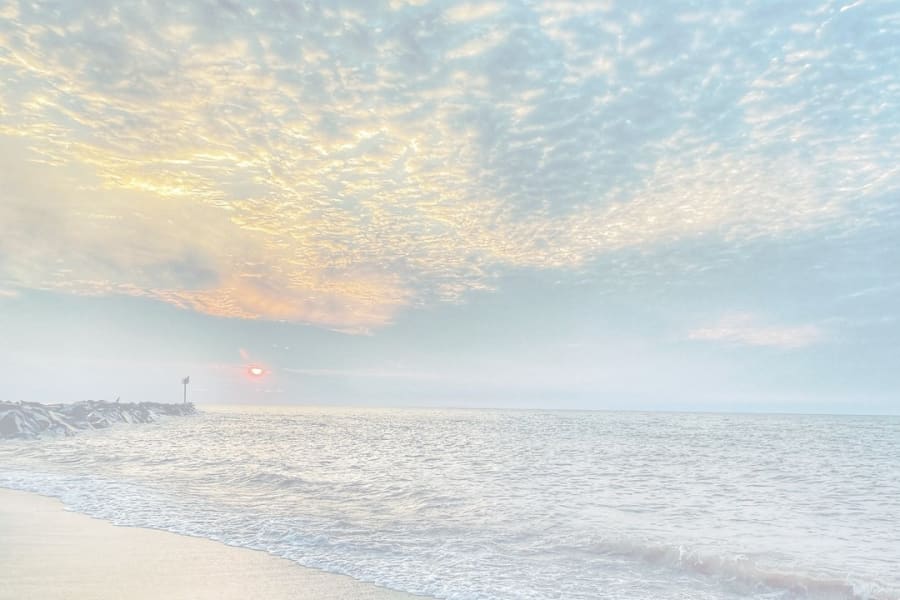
[182,376,190,404]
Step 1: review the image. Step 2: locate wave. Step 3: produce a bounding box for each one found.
[3,408,898,600]
[1,469,895,600]
[241,471,309,488]
[590,536,895,600]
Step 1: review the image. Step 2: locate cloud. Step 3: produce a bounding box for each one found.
[687,313,825,349]
[444,2,506,23]
[0,0,897,330]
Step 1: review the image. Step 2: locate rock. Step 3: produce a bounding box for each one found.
[0,410,25,438]
[0,401,197,440]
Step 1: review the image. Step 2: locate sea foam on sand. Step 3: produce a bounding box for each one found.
[0,488,421,600]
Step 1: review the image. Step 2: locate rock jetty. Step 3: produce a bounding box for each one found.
[0,400,196,440]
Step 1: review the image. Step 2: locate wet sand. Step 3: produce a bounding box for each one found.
[0,488,422,600]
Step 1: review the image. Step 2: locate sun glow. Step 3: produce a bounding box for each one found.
[247,366,266,378]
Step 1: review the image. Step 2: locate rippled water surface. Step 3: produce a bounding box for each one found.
[1,407,898,599]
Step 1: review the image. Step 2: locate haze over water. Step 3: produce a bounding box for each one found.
[2,406,898,600]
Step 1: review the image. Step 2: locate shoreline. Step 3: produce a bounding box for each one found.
[0,487,424,600]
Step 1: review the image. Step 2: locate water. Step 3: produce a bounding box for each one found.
[1,406,898,599]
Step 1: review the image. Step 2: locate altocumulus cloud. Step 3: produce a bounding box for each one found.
[0,0,897,331]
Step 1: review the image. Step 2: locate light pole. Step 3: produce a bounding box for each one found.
[182,376,190,404]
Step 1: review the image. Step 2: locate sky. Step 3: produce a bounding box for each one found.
[0,0,898,413]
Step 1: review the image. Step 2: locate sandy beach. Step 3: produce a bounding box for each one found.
[0,488,421,600]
